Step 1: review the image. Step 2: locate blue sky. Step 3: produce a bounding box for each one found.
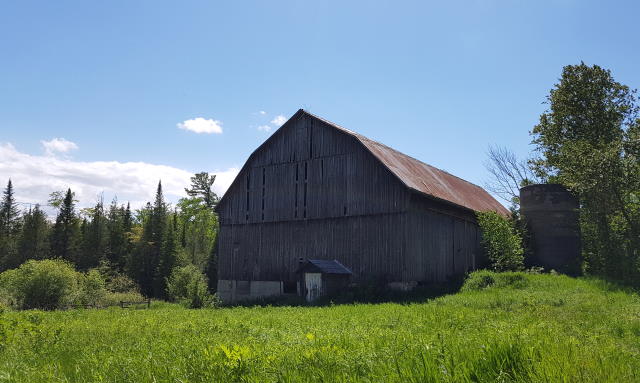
[1,0,639,210]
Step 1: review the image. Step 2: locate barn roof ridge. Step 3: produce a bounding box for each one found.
[300,109,509,215]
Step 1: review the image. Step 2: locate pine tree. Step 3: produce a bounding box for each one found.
[50,188,81,263]
[0,179,21,271]
[184,172,219,209]
[16,205,49,266]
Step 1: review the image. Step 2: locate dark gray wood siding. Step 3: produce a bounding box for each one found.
[217,113,482,284]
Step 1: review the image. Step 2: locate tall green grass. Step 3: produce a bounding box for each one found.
[1,272,639,382]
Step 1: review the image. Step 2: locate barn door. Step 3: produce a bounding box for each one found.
[304,273,322,302]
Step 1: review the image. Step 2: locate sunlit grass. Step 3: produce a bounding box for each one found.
[1,272,639,382]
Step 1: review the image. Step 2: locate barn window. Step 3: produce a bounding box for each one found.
[261,168,266,221]
[245,174,250,222]
[303,162,308,218]
[294,163,299,218]
[309,121,313,158]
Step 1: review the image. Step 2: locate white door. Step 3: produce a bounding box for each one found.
[305,273,322,302]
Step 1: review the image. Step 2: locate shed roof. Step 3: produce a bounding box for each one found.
[306,110,510,216]
[296,259,353,275]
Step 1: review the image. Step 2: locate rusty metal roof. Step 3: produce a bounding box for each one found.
[306,110,510,216]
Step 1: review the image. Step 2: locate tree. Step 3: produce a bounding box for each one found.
[177,196,218,269]
[530,62,640,281]
[185,172,219,209]
[105,199,129,272]
[50,188,82,264]
[155,211,179,298]
[483,145,540,208]
[0,180,21,271]
[131,182,166,297]
[79,199,108,270]
[476,211,524,271]
[15,205,50,266]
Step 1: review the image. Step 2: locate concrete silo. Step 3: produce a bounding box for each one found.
[519,184,581,275]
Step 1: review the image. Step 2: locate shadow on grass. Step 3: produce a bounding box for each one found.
[223,275,466,308]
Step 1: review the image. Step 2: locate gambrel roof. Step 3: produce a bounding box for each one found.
[217,109,509,216]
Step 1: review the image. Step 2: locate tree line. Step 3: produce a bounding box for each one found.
[0,172,220,299]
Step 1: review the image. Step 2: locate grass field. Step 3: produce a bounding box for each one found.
[1,271,639,382]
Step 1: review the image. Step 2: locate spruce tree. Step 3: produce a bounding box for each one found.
[50,188,81,264]
[133,182,166,297]
[106,199,127,271]
[156,211,179,298]
[79,200,108,270]
[0,179,21,271]
[16,205,49,265]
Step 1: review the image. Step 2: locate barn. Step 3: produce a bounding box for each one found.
[215,110,508,302]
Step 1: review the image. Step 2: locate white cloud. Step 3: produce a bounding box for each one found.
[177,117,223,134]
[271,115,287,127]
[41,138,78,156]
[259,110,266,115]
[0,142,239,216]
[257,125,272,132]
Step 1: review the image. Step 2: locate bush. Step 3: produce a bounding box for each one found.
[100,291,146,307]
[0,259,79,310]
[463,270,529,291]
[476,211,524,271]
[166,265,217,308]
[76,269,107,306]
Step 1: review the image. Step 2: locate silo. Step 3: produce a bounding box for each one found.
[519,184,581,275]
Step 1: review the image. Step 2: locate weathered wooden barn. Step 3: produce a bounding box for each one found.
[215,110,508,302]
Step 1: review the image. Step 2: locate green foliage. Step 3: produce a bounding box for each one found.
[166,264,216,308]
[0,273,639,381]
[462,270,528,291]
[76,269,107,306]
[50,188,82,264]
[184,172,219,209]
[531,62,640,282]
[0,180,21,272]
[0,259,79,310]
[476,211,524,271]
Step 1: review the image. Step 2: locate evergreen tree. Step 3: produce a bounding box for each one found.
[132,182,166,297]
[50,188,81,263]
[185,172,219,209]
[156,211,179,298]
[79,199,108,270]
[0,179,21,271]
[106,199,128,271]
[15,205,50,267]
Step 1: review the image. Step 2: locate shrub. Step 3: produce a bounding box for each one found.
[100,291,146,307]
[476,211,524,271]
[76,269,107,306]
[0,259,79,310]
[166,265,217,308]
[463,270,529,291]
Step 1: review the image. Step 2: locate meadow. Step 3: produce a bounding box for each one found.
[1,271,639,382]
